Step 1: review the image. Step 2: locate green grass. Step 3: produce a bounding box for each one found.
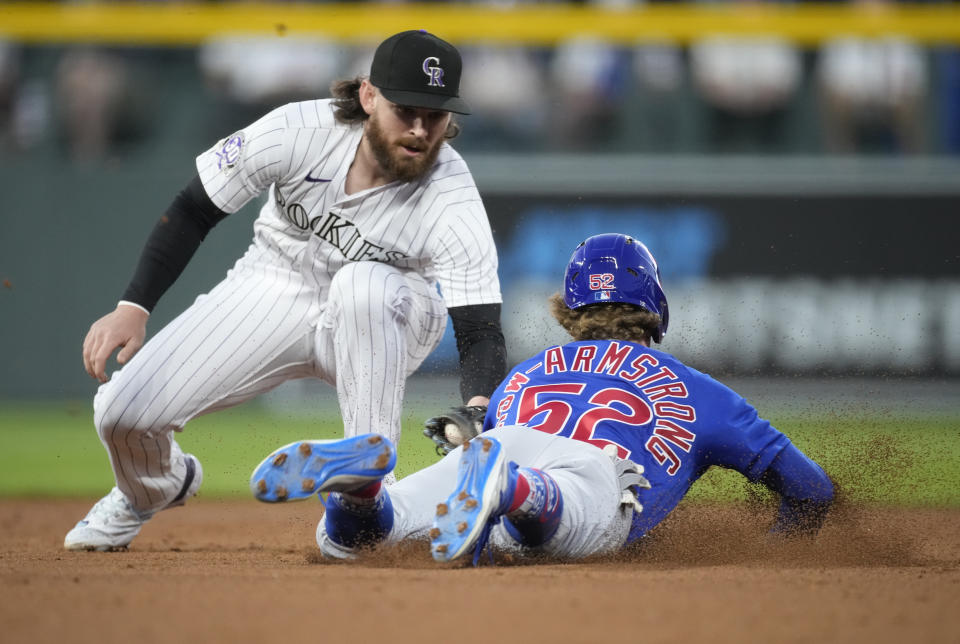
[0,401,442,498]
[1,400,958,506]
[687,414,960,506]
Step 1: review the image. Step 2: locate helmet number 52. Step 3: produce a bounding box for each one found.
[589,273,615,290]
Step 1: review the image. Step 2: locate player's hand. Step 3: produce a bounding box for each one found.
[82,304,149,383]
[465,395,489,408]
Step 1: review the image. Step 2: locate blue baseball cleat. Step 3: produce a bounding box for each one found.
[250,434,396,503]
[430,436,518,564]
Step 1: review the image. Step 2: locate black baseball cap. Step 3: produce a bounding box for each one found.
[369,30,471,115]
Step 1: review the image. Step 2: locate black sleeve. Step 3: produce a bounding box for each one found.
[448,303,507,403]
[121,174,230,312]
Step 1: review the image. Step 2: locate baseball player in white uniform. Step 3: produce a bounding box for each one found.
[65,30,506,551]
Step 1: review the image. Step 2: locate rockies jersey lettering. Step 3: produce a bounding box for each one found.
[484,340,793,536]
[300,211,408,263]
[195,99,501,308]
[271,183,409,262]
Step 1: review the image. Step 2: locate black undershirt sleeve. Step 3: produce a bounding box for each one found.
[121,174,229,312]
[448,303,507,403]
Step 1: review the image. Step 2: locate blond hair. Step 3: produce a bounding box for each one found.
[548,293,660,344]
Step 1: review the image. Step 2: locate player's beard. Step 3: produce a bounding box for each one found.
[365,112,443,183]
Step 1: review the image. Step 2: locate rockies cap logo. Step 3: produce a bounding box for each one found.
[422,56,445,87]
[369,30,470,114]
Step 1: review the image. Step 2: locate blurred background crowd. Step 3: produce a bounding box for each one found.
[1,0,959,162]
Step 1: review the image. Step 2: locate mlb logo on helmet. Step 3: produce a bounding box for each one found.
[596,291,612,301]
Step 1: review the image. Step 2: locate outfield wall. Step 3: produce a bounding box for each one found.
[500,278,960,376]
[430,169,960,378]
[1,153,958,397]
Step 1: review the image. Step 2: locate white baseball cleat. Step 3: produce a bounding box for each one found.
[64,454,203,551]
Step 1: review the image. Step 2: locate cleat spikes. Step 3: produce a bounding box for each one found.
[249,434,396,503]
[436,503,448,517]
[428,435,506,564]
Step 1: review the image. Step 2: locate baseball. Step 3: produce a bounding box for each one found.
[444,422,469,446]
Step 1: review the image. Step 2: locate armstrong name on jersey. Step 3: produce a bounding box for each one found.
[484,338,796,539]
[488,340,698,475]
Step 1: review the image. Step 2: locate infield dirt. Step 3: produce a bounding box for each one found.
[1,498,957,644]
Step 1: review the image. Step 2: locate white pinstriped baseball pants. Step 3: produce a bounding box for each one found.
[94,246,447,512]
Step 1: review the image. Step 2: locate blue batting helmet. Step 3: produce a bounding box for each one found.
[563,233,669,343]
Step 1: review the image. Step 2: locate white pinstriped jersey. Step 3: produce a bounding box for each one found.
[195,99,501,308]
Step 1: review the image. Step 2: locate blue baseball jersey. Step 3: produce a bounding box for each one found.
[483,339,793,540]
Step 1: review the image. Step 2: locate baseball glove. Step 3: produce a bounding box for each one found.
[423,405,487,456]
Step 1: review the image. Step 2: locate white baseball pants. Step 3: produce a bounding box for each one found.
[94,243,446,512]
